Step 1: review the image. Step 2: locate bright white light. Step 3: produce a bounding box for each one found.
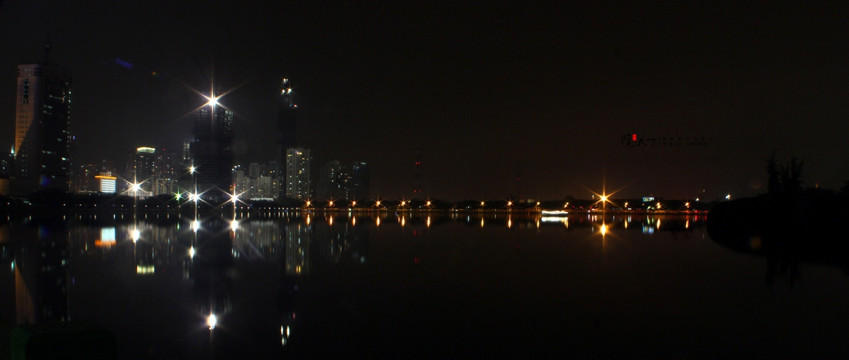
[725,194,732,200]
[230,219,239,231]
[131,228,140,242]
[130,182,141,192]
[230,193,239,203]
[189,246,196,259]
[600,223,608,235]
[189,165,196,174]
[206,94,220,107]
[207,314,217,330]
[191,220,200,232]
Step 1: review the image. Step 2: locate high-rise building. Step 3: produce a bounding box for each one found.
[234,169,250,198]
[285,148,311,200]
[278,77,297,155]
[278,77,297,198]
[13,50,72,194]
[127,147,156,194]
[153,148,180,196]
[191,102,235,197]
[234,162,279,201]
[318,160,349,201]
[350,161,370,200]
[412,152,423,197]
[181,141,192,163]
[248,162,263,178]
[74,163,100,193]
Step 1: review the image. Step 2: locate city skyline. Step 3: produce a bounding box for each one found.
[3,1,849,200]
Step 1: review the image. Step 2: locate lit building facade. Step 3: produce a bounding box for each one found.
[127,147,156,195]
[152,148,179,196]
[285,148,311,200]
[191,104,235,196]
[318,160,349,201]
[234,162,280,201]
[74,163,100,193]
[13,61,72,194]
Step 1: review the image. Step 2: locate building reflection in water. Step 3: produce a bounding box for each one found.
[0,213,718,357]
[190,217,234,334]
[278,214,311,347]
[12,220,70,325]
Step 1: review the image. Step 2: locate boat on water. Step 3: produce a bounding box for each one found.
[540,210,569,216]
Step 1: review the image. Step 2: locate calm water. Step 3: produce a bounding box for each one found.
[1,212,849,358]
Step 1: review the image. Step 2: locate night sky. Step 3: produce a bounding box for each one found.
[2,1,849,201]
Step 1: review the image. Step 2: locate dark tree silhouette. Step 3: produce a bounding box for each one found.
[766,153,804,195]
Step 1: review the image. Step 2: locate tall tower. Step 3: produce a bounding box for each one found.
[412,152,423,198]
[278,77,297,198]
[285,148,311,200]
[191,100,234,197]
[127,147,156,196]
[13,44,72,194]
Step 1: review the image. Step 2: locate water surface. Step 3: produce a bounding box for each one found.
[1,212,848,358]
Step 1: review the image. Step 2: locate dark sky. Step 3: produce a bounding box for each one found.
[2,1,849,200]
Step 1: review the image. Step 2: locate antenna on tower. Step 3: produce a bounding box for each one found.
[413,151,423,197]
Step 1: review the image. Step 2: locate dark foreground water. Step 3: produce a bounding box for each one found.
[1,212,849,359]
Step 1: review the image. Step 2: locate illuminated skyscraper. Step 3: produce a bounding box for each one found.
[285,148,311,200]
[127,147,155,189]
[152,148,179,196]
[13,47,72,194]
[191,103,235,196]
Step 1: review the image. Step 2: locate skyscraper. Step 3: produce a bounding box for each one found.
[318,160,348,201]
[13,49,72,194]
[191,102,235,197]
[278,77,297,198]
[278,77,297,154]
[127,147,155,194]
[285,148,311,200]
[350,161,370,201]
[153,148,180,196]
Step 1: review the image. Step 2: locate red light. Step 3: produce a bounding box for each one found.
[631,133,638,141]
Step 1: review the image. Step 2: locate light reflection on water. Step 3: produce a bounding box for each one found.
[0,214,848,358]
